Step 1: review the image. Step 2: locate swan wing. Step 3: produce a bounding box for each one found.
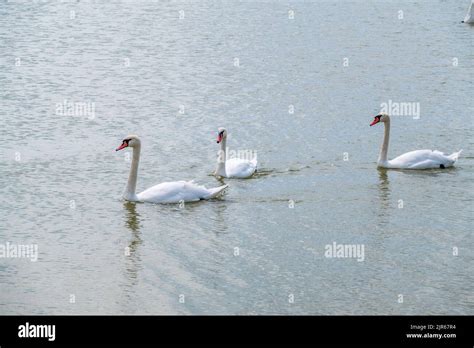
[388,149,460,169]
[225,158,257,178]
[137,181,228,203]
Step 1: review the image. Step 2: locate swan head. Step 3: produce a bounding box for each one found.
[216,127,227,144]
[370,112,389,126]
[116,135,140,151]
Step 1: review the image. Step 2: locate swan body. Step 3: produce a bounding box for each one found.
[135,180,227,203]
[383,149,463,169]
[370,113,462,170]
[223,158,258,178]
[214,127,257,178]
[116,135,228,203]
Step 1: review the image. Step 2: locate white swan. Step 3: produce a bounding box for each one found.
[214,127,257,178]
[116,135,228,203]
[370,113,462,169]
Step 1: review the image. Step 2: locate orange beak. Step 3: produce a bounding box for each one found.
[370,118,380,126]
[116,142,128,151]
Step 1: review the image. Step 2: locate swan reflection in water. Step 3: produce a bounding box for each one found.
[377,168,391,205]
[123,201,143,285]
[375,168,391,227]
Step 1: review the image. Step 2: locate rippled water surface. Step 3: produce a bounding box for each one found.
[0,0,473,314]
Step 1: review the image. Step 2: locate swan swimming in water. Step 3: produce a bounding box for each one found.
[370,113,462,169]
[116,135,228,203]
[214,127,257,178]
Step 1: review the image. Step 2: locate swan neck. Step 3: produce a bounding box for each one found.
[125,145,140,199]
[215,139,227,176]
[378,119,390,165]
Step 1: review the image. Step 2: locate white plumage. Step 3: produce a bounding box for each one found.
[137,180,228,203]
[384,149,462,169]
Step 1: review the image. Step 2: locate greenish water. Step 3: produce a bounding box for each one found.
[0,0,472,314]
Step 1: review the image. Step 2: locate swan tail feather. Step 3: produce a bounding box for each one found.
[205,184,229,199]
[448,149,463,162]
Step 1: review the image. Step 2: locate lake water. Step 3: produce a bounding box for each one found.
[0,0,472,315]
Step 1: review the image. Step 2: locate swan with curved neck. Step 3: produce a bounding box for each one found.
[215,127,257,178]
[116,135,228,203]
[370,113,462,169]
